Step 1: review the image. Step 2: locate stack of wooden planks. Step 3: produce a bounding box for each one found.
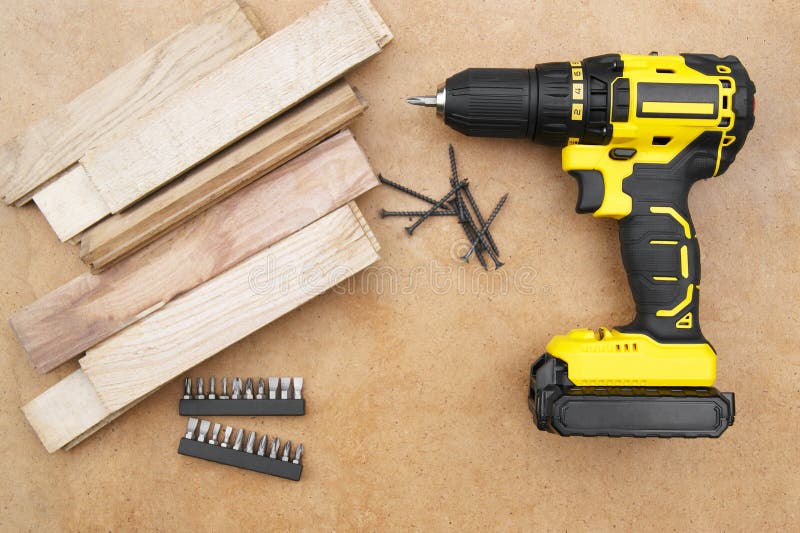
[6,0,392,452]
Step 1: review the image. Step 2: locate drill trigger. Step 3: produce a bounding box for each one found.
[568,170,604,214]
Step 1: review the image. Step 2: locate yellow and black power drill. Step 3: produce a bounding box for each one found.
[408,53,755,437]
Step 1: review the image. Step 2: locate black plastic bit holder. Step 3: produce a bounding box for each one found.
[179,398,305,416]
[178,438,302,481]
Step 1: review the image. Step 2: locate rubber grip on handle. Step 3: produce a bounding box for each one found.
[615,133,722,343]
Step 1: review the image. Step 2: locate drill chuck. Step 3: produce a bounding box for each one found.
[408,57,620,145]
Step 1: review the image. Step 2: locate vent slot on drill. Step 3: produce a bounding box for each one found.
[652,136,672,145]
[656,68,675,74]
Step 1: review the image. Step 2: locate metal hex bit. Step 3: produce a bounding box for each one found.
[256,378,266,400]
[281,440,292,462]
[197,420,211,443]
[195,378,205,400]
[220,377,230,400]
[293,377,303,400]
[245,431,257,454]
[269,437,280,459]
[268,377,278,400]
[220,426,233,448]
[208,423,221,445]
[184,418,198,439]
[183,378,193,399]
[208,377,216,400]
[256,435,268,456]
[244,378,254,400]
[231,378,243,400]
[280,377,291,400]
[232,428,244,451]
[292,443,304,465]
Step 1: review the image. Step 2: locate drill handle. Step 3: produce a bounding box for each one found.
[614,158,708,343]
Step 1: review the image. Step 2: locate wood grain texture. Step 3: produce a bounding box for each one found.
[0,1,263,205]
[75,0,390,219]
[79,80,366,271]
[10,130,377,373]
[23,203,380,451]
[21,370,111,453]
[80,202,380,411]
[32,164,109,241]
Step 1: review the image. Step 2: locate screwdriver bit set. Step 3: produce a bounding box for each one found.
[179,376,305,416]
[179,418,303,481]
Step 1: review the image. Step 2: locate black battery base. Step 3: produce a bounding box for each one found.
[529,354,735,438]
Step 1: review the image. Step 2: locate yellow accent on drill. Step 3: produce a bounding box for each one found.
[650,240,677,245]
[653,276,678,281]
[641,101,715,115]
[547,327,715,386]
[680,245,689,278]
[657,284,694,317]
[676,312,693,329]
[561,54,738,219]
[649,206,692,238]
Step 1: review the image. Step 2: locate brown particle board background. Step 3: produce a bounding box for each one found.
[0,0,798,530]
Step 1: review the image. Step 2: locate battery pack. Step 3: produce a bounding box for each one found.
[529,354,735,437]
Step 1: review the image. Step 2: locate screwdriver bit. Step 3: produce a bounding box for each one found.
[292,443,304,465]
[208,377,216,400]
[268,377,278,400]
[245,431,257,453]
[197,420,210,443]
[232,377,243,400]
[280,377,291,400]
[293,377,303,400]
[269,437,280,459]
[208,423,221,445]
[183,378,193,399]
[220,377,230,400]
[220,426,233,448]
[185,418,198,439]
[196,377,205,400]
[256,435,268,456]
[281,440,292,462]
[232,428,244,451]
[244,378,254,400]
[256,378,266,400]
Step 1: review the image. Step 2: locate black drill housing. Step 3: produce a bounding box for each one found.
[442,54,620,144]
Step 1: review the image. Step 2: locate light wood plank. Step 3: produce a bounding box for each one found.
[23,203,380,450]
[79,80,366,271]
[10,130,377,373]
[81,203,379,412]
[0,1,264,205]
[22,370,111,453]
[47,0,390,240]
[32,165,109,241]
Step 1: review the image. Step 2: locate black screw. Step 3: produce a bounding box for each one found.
[461,201,502,268]
[463,193,508,263]
[378,174,451,211]
[405,180,467,235]
[381,209,457,218]
[462,184,500,256]
[447,145,488,267]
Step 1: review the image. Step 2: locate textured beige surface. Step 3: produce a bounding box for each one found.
[0,0,797,530]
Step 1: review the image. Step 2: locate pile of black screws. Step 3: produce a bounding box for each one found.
[379,145,508,270]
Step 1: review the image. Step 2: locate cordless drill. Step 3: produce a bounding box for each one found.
[408,53,755,437]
